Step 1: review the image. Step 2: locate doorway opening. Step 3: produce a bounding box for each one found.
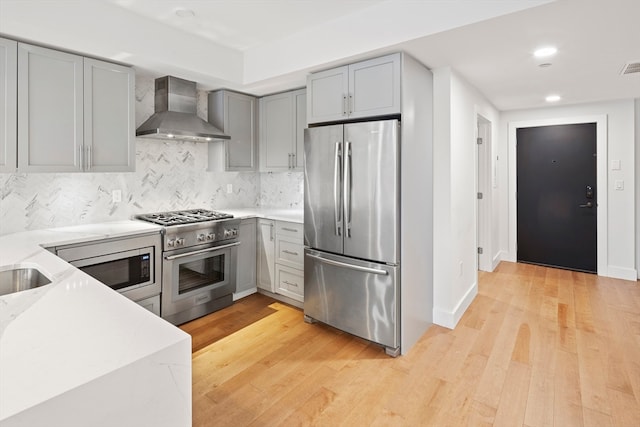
[476,114,492,272]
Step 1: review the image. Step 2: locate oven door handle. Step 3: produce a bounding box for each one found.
[163,241,241,261]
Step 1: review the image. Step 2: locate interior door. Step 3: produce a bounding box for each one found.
[303,124,344,255]
[516,123,597,272]
[343,120,400,263]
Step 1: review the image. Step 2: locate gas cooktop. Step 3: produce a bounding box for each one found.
[135,209,234,226]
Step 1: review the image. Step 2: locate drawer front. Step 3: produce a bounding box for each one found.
[276,236,304,269]
[276,221,303,240]
[276,264,303,301]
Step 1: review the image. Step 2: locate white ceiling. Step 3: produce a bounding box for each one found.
[1,0,639,110]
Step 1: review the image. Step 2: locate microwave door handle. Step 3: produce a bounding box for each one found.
[164,242,241,260]
[334,141,342,236]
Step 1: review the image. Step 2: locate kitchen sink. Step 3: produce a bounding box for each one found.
[0,267,52,296]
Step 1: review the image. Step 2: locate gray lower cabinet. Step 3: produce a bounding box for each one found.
[274,221,304,302]
[236,218,257,295]
[136,294,161,316]
[0,38,17,173]
[259,89,306,171]
[16,42,134,173]
[257,218,276,293]
[208,90,257,171]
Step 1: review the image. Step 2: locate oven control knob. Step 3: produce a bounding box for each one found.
[197,234,206,242]
[206,233,215,241]
[167,238,176,247]
[176,238,185,246]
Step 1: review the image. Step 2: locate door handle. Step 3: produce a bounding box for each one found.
[579,201,593,208]
[334,141,342,236]
[344,141,352,238]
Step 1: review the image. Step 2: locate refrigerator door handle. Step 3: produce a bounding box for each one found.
[306,253,388,275]
[334,141,343,236]
[344,141,352,237]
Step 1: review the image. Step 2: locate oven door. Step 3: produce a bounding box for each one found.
[162,242,239,324]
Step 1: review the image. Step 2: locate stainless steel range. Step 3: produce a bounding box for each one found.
[136,209,240,325]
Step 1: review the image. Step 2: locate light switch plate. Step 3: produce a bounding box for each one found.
[226,184,233,194]
[614,180,624,190]
[611,160,621,170]
[112,190,122,203]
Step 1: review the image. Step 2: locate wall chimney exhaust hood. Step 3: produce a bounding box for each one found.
[136,76,230,142]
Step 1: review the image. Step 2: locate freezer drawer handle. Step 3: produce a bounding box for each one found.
[306,253,388,275]
[164,242,241,260]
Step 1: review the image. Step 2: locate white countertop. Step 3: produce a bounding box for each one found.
[0,221,191,424]
[223,208,303,223]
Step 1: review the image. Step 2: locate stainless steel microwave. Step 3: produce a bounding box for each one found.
[55,233,162,304]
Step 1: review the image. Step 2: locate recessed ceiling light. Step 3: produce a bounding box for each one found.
[534,46,558,58]
[175,8,195,18]
[545,95,561,103]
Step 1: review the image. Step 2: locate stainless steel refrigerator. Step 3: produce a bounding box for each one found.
[303,119,400,356]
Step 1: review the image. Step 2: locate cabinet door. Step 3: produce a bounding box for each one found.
[84,58,135,172]
[348,53,401,120]
[293,89,306,170]
[0,38,17,172]
[256,219,276,292]
[306,65,348,124]
[136,295,161,317]
[225,92,257,171]
[276,264,303,302]
[236,218,257,294]
[17,43,83,172]
[259,92,293,171]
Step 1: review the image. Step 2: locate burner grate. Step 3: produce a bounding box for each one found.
[136,209,233,226]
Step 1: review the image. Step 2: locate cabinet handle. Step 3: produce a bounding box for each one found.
[281,227,298,233]
[87,145,92,171]
[270,223,274,241]
[78,146,84,170]
[291,153,296,169]
[283,280,298,287]
[289,153,293,169]
[282,250,299,256]
[342,95,347,116]
[349,94,353,115]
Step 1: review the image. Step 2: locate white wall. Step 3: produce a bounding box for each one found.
[432,67,500,328]
[636,98,640,279]
[500,99,637,281]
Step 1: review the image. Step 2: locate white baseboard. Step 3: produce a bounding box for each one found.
[433,282,478,329]
[233,287,257,301]
[605,265,638,282]
[492,252,502,271]
[500,250,515,263]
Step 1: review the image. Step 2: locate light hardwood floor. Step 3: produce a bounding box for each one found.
[180,262,640,426]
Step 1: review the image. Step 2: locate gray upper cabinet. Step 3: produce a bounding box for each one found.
[18,43,84,172]
[307,53,401,124]
[16,42,134,173]
[0,38,17,172]
[208,90,257,171]
[259,88,306,172]
[84,58,135,172]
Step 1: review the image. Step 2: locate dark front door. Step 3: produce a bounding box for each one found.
[516,123,597,273]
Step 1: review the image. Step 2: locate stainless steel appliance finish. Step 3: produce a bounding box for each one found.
[136,209,240,325]
[136,76,230,142]
[303,119,401,356]
[0,267,51,296]
[55,233,162,307]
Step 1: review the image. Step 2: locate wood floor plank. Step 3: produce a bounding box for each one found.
[182,262,640,427]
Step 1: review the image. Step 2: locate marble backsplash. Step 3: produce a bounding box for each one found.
[0,74,303,236]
